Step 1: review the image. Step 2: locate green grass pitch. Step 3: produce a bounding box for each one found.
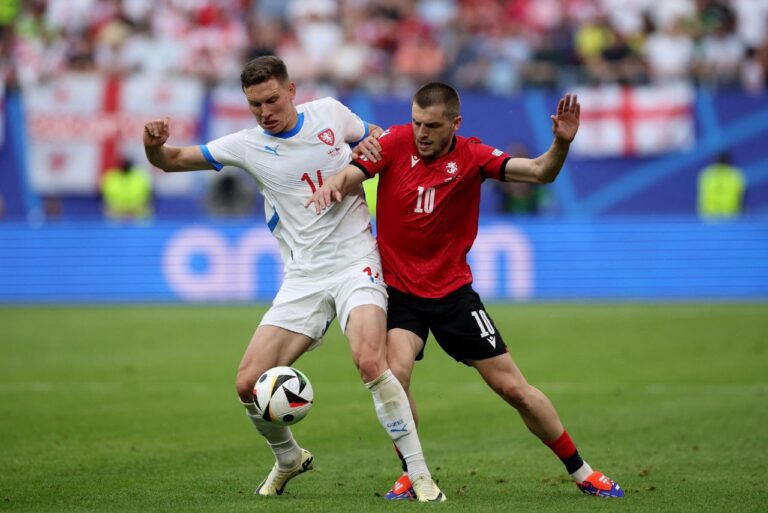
[1,303,767,513]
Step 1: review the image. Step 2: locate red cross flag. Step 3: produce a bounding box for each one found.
[24,74,203,195]
[571,83,695,157]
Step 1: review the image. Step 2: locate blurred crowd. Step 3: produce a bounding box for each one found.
[1,0,767,94]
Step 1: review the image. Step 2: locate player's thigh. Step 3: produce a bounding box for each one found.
[236,324,314,398]
[345,304,388,377]
[430,285,508,364]
[238,324,315,378]
[333,254,389,376]
[260,272,337,350]
[468,352,529,395]
[334,251,388,335]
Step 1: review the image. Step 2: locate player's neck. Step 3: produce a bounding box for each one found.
[282,110,299,132]
[431,136,457,160]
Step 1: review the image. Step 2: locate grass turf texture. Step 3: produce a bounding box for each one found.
[1,304,767,513]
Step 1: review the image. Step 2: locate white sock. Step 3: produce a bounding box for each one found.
[365,369,430,480]
[241,400,301,469]
[570,461,594,482]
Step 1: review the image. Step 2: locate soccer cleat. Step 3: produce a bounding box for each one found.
[255,448,314,496]
[576,471,624,498]
[385,473,415,500]
[411,475,446,502]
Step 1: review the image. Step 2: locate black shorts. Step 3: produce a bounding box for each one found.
[387,284,508,365]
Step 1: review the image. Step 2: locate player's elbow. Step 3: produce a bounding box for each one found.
[538,172,557,184]
[532,163,559,184]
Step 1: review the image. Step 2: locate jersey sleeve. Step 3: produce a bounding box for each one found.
[467,137,511,181]
[202,131,247,171]
[320,97,369,147]
[350,126,399,178]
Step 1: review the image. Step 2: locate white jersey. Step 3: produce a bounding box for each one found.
[202,97,376,273]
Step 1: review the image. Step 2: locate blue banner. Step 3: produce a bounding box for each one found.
[1,219,766,303]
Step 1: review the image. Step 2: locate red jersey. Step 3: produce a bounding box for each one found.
[353,124,510,298]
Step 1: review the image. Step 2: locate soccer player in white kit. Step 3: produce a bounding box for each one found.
[143,56,444,502]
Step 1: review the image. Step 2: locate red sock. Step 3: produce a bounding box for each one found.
[544,430,577,459]
[544,430,585,474]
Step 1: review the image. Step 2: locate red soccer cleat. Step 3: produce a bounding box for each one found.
[576,471,624,498]
[384,473,416,500]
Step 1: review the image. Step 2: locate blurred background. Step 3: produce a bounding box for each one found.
[0,0,767,303]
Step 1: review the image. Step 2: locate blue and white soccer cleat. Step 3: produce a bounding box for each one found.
[255,448,314,496]
[385,473,415,500]
[576,471,624,498]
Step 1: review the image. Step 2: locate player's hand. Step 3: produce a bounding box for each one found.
[550,94,580,143]
[144,117,171,147]
[351,132,382,163]
[304,180,344,214]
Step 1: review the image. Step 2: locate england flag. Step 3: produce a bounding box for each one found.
[24,74,204,195]
[572,83,695,157]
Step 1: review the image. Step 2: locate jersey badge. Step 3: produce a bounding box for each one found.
[411,155,420,168]
[491,148,503,156]
[317,128,335,146]
[446,161,458,174]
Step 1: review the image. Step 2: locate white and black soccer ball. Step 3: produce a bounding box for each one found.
[253,366,314,426]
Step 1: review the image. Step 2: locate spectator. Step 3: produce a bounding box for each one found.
[644,17,696,83]
[697,152,747,218]
[595,26,648,84]
[363,174,379,219]
[100,158,153,220]
[497,144,550,215]
[204,171,257,218]
[5,0,767,94]
[697,6,745,87]
[741,45,766,93]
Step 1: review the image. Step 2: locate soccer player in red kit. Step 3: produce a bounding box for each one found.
[306,82,623,500]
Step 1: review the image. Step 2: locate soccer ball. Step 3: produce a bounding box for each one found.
[253,366,314,426]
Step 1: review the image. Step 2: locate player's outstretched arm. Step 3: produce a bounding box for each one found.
[144,117,213,172]
[304,165,368,214]
[504,93,580,184]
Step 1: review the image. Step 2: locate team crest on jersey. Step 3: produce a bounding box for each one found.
[317,128,335,146]
[446,161,458,174]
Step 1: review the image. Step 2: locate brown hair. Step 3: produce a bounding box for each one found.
[240,56,289,90]
[412,82,461,120]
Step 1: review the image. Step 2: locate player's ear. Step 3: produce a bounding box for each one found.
[452,115,462,133]
[287,82,296,100]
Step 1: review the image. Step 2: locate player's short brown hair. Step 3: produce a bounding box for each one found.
[240,56,289,90]
[412,82,461,120]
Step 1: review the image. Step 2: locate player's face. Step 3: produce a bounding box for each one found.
[243,79,298,134]
[411,103,461,158]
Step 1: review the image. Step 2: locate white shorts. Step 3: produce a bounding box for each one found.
[259,251,387,350]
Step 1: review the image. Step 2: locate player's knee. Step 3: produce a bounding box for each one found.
[354,352,387,383]
[390,365,412,390]
[235,372,256,403]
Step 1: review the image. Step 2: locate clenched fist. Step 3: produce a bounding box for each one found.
[144,117,171,147]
